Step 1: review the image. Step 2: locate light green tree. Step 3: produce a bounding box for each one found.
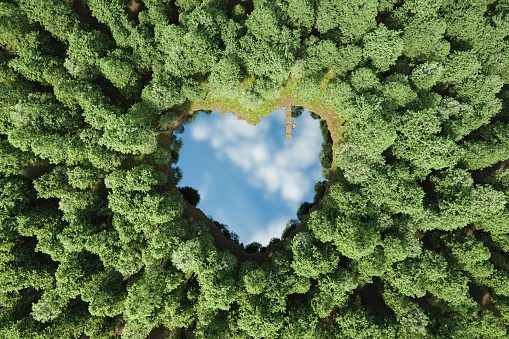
[363,24,404,72]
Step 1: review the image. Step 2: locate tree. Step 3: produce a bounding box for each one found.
[85,0,137,47]
[362,23,404,72]
[106,167,183,227]
[322,80,355,110]
[85,225,144,276]
[438,231,494,279]
[428,168,476,231]
[66,166,100,190]
[141,71,186,111]
[0,3,35,51]
[386,1,450,62]
[308,180,381,260]
[207,57,243,99]
[154,24,219,77]
[331,44,364,78]
[410,62,444,91]
[381,285,429,336]
[31,289,70,323]
[292,78,321,103]
[238,32,298,85]
[138,0,173,26]
[291,232,339,278]
[452,74,503,125]
[9,94,83,133]
[349,67,381,93]
[315,0,378,44]
[236,293,285,339]
[17,0,81,42]
[328,306,398,338]
[286,0,316,34]
[245,4,284,43]
[178,186,200,206]
[65,30,113,81]
[442,0,487,43]
[31,134,88,166]
[301,37,339,78]
[460,132,509,171]
[16,203,67,262]
[7,32,68,86]
[341,94,397,154]
[441,50,482,87]
[381,73,418,110]
[311,267,361,317]
[391,99,465,172]
[384,258,426,298]
[245,242,262,253]
[33,166,71,199]
[99,115,158,155]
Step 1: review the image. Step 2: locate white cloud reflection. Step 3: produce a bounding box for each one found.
[249,217,289,245]
[189,110,323,208]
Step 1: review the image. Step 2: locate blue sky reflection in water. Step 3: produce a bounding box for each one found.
[176,107,324,246]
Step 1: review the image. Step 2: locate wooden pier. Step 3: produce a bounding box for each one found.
[286,104,291,139]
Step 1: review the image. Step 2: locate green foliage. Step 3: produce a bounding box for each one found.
[341,94,397,154]
[442,0,487,43]
[1,1,509,337]
[322,80,355,109]
[238,31,299,85]
[99,115,158,155]
[85,0,136,47]
[106,165,183,228]
[438,231,494,278]
[441,50,482,86]
[155,24,219,77]
[138,0,173,26]
[332,44,364,78]
[410,62,444,91]
[66,166,100,190]
[286,0,316,33]
[315,0,378,44]
[308,181,381,260]
[382,73,418,110]
[279,300,319,339]
[99,49,141,96]
[428,168,476,231]
[363,24,404,72]
[246,5,283,43]
[301,37,339,78]
[7,31,68,86]
[18,0,81,42]
[178,186,201,206]
[241,262,267,295]
[381,285,429,336]
[387,1,450,62]
[385,258,427,298]
[207,57,243,99]
[292,78,321,103]
[291,232,339,278]
[65,30,112,81]
[141,71,186,111]
[349,67,381,93]
[391,96,465,172]
[31,288,70,323]
[311,267,361,317]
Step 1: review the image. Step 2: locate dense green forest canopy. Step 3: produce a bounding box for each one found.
[0,0,509,338]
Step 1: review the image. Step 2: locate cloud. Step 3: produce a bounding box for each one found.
[189,110,324,207]
[249,217,289,246]
[190,120,210,141]
[197,172,213,201]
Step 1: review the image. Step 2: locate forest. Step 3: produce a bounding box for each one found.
[0,0,508,338]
